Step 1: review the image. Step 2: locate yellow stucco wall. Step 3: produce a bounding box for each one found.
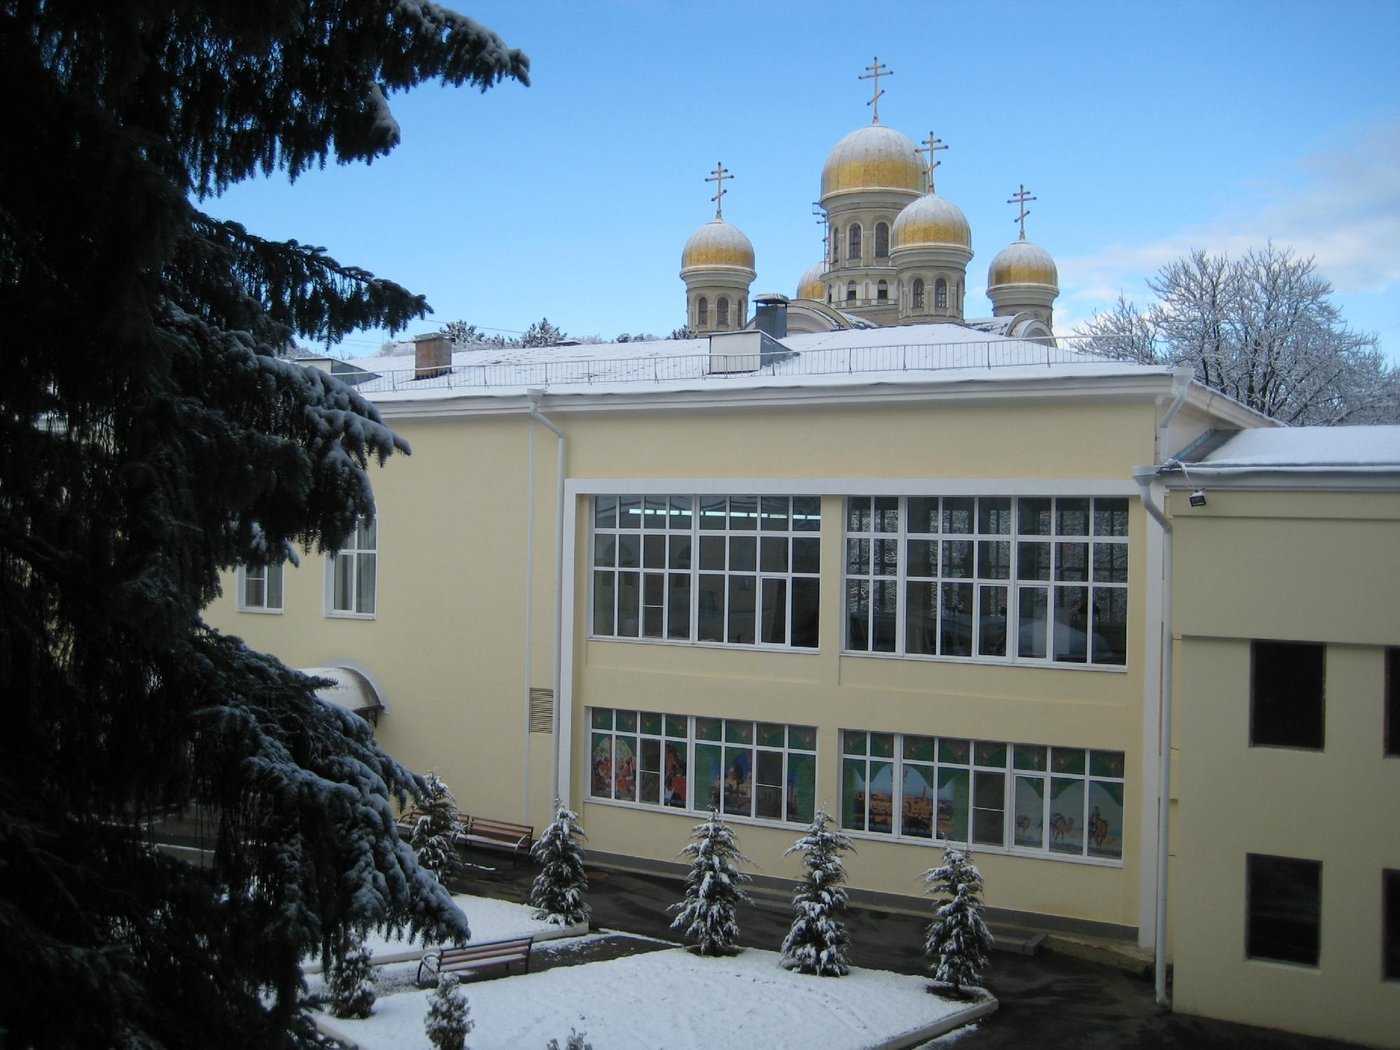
[205,389,1170,938]
[1169,489,1400,1048]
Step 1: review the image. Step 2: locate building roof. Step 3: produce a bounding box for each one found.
[1182,426,1400,476]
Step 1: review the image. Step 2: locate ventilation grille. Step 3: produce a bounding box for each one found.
[529,688,554,733]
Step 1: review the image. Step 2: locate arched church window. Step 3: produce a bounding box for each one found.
[874,222,889,259]
[697,297,708,327]
[848,224,862,262]
[831,229,840,265]
[935,278,948,309]
[845,282,856,304]
[737,298,745,324]
[717,297,730,329]
[912,279,925,310]
[877,279,889,302]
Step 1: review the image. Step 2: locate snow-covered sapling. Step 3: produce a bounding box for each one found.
[545,1029,593,1050]
[923,846,994,998]
[327,931,376,1019]
[412,771,463,884]
[669,808,753,956]
[780,808,854,976]
[424,973,473,1050]
[530,803,591,926]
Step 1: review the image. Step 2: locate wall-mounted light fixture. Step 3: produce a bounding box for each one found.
[1188,489,1207,507]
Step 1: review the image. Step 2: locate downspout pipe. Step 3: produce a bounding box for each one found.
[1139,365,1192,1009]
[526,389,566,809]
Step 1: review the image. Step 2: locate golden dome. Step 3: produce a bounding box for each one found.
[680,219,756,273]
[820,125,926,198]
[988,238,1058,289]
[891,193,972,251]
[796,262,827,301]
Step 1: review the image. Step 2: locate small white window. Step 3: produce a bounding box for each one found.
[238,563,283,612]
[327,516,377,617]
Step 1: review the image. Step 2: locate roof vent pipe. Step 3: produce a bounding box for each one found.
[753,293,789,340]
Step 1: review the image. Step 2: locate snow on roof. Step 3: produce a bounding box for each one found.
[1187,426,1400,474]
[340,324,1177,404]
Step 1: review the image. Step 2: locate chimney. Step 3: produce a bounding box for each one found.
[753,293,789,340]
[413,332,451,379]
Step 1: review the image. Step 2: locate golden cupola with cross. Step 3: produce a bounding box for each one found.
[891,129,974,324]
[987,184,1059,328]
[679,163,755,334]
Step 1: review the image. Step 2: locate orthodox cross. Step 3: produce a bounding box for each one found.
[706,162,732,219]
[917,131,948,194]
[1007,184,1037,239]
[860,58,892,124]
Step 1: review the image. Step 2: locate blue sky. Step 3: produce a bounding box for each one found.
[209,0,1400,361]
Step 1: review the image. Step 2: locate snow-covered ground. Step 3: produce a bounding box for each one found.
[311,895,993,1050]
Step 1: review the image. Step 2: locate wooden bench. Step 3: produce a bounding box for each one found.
[456,815,533,857]
[395,806,425,837]
[416,936,534,986]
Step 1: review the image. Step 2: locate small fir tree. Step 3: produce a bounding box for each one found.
[530,804,591,926]
[669,809,753,956]
[327,931,376,1019]
[923,846,994,998]
[780,809,854,976]
[412,771,463,884]
[424,973,473,1050]
[546,1029,593,1050]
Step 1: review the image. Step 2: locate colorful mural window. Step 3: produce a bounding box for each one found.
[845,495,1128,668]
[590,708,815,826]
[592,494,820,650]
[840,729,1125,861]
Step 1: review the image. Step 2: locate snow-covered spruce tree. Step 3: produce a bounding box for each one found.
[530,804,591,926]
[779,809,855,977]
[923,847,994,998]
[413,771,464,884]
[424,973,473,1050]
[327,931,376,1020]
[0,5,524,1046]
[669,809,753,956]
[546,1029,593,1050]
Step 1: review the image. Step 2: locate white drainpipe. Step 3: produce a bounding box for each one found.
[525,389,566,809]
[1139,366,1192,1008]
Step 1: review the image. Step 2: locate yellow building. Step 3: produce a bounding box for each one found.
[1153,427,1400,1047]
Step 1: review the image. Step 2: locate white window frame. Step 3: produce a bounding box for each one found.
[844,495,1129,669]
[839,729,1126,864]
[326,515,377,618]
[587,707,818,827]
[237,563,284,613]
[590,494,821,651]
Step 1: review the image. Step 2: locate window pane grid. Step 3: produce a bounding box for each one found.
[328,515,376,615]
[593,495,820,650]
[845,496,1127,668]
[589,708,815,824]
[840,730,1124,860]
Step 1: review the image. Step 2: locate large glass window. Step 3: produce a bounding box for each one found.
[328,515,376,616]
[592,494,820,650]
[1251,641,1325,750]
[840,730,1124,861]
[239,563,283,612]
[590,708,815,825]
[1247,853,1321,967]
[845,496,1128,667]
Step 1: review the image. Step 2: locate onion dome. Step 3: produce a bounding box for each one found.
[820,124,926,198]
[891,193,972,251]
[796,262,827,301]
[680,218,756,273]
[988,238,1059,290]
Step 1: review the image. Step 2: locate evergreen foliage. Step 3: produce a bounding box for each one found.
[1081,245,1399,424]
[669,809,753,956]
[412,771,464,884]
[0,3,524,1045]
[424,973,473,1050]
[546,1029,593,1050]
[327,932,377,1020]
[779,809,854,976]
[529,805,591,927]
[520,317,567,347]
[923,847,994,998]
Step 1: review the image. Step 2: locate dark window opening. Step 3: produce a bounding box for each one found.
[935,277,948,309]
[697,297,708,327]
[1247,853,1321,966]
[1386,648,1399,756]
[848,224,862,262]
[1251,641,1325,750]
[874,222,890,259]
[845,282,856,304]
[717,297,729,329]
[912,278,924,310]
[877,279,888,302]
[1385,869,1400,980]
